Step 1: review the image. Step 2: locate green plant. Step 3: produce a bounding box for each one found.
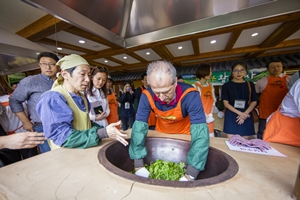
[145,159,186,181]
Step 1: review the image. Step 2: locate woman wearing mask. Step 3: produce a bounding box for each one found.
[221,62,257,139]
[87,67,110,128]
[118,81,135,130]
[192,63,215,137]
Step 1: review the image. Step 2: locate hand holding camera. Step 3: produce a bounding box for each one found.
[124,86,132,93]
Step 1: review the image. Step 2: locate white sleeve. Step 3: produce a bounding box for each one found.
[104,98,110,117]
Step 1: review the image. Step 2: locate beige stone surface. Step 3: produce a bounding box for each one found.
[0,130,299,200]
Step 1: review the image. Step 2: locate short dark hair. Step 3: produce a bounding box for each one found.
[141,73,147,80]
[37,52,59,63]
[266,60,282,69]
[195,63,211,79]
[124,80,134,90]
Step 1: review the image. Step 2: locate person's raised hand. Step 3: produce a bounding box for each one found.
[95,111,107,121]
[105,121,128,146]
[3,132,45,149]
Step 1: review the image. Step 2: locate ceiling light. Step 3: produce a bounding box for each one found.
[251,33,258,37]
[123,56,127,59]
[79,40,85,43]
[104,60,108,63]
[210,40,216,44]
[178,46,183,50]
[57,47,62,50]
[146,52,150,55]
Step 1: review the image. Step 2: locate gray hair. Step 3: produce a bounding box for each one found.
[146,60,177,85]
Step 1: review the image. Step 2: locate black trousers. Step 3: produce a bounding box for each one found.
[257,118,267,139]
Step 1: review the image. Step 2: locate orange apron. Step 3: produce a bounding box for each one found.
[106,92,120,129]
[144,88,197,134]
[259,76,288,119]
[263,108,300,147]
[140,86,157,126]
[195,82,214,133]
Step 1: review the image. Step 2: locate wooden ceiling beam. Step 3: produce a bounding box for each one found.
[111,62,149,71]
[160,46,174,60]
[91,38,300,72]
[245,50,267,59]
[257,48,300,58]
[88,61,114,71]
[152,47,170,60]
[260,19,300,48]
[180,55,246,67]
[148,11,300,47]
[224,30,242,52]
[38,38,97,54]
[88,39,300,71]
[126,52,148,63]
[16,14,72,42]
[81,12,300,61]
[172,38,300,63]
[104,56,128,66]
[191,38,200,55]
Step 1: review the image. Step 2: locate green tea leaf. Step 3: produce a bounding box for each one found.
[145,159,186,181]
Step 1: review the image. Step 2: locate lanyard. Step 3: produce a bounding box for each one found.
[232,82,244,99]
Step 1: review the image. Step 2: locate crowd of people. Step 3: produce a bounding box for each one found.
[0,52,299,180]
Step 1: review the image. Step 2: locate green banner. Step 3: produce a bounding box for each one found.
[182,68,267,85]
[7,73,26,86]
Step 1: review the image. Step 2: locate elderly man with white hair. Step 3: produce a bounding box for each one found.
[129,60,209,181]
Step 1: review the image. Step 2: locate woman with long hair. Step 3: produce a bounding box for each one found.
[86,66,110,128]
[221,62,257,139]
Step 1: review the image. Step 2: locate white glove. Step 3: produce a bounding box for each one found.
[179,174,195,181]
[213,106,219,114]
[179,175,188,181]
[206,113,215,123]
[217,111,224,118]
[135,167,150,178]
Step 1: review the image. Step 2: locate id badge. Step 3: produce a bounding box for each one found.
[125,102,130,109]
[234,100,245,109]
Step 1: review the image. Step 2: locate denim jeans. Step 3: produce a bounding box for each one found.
[33,125,51,153]
[121,115,135,130]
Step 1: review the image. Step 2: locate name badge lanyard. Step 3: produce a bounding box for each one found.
[233,82,246,109]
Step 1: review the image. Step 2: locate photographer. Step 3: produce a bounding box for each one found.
[118,81,135,130]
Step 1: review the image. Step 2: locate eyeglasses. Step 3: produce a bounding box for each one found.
[153,84,175,98]
[40,63,56,68]
[233,69,246,74]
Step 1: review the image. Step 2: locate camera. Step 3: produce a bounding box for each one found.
[126,87,131,92]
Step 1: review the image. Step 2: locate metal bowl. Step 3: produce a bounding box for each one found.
[98,137,238,188]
